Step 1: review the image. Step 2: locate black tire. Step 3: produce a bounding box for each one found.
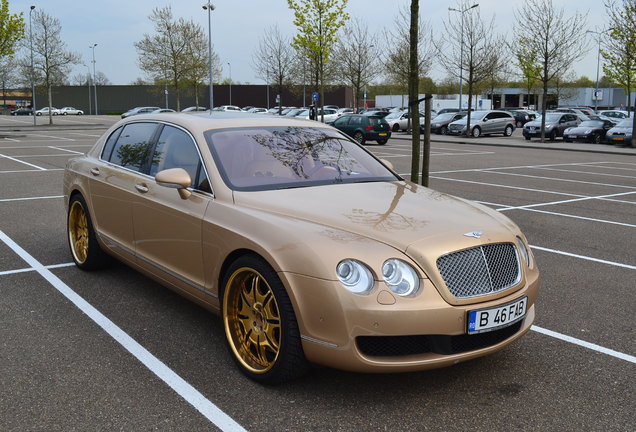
[440,126,448,135]
[377,139,387,145]
[221,254,309,384]
[67,194,111,270]
[392,123,400,132]
[549,130,557,141]
[524,136,531,141]
[353,131,366,145]
[504,125,513,137]
[593,134,601,144]
[471,127,481,138]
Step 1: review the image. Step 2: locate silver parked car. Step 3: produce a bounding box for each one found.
[447,110,516,137]
[522,112,580,141]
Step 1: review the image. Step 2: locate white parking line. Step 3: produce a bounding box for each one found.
[0,195,63,203]
[30,134,75,142]
[0,168,63,174]
[533,166,636,180]
[0,262,74,276]
[497,191,636,211]
[531,326,636,364]
[428,176,586,197]
[485,170,636,190]
[0,230,247,432]
[48,146,84,155]
[530,245,636,270]
[0,153,46,170]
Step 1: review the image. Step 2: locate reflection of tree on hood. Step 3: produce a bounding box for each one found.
[250,127,357,180]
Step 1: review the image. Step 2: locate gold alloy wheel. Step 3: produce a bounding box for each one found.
[224,267,282,374]
[68,200,89,264]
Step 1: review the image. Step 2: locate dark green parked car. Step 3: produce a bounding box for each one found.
[330,114,391,145]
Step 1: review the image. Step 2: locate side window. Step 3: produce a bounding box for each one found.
[350,116,363,126]
[108,122,159,172]
[150,125,210,192]
[101,126,123,161]
[334,116,350,126]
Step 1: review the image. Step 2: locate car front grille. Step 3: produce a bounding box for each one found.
[356,322,522,357]
[449,124,464,131]
[436,243,521,298]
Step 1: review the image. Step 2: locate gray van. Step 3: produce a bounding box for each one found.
[447,110,516,137]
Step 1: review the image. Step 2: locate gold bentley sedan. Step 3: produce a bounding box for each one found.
[63,113,540,384]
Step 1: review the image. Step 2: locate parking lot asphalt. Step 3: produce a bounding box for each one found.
[0,116,634,432]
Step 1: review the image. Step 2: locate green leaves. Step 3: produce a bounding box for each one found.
[0,0,25,58]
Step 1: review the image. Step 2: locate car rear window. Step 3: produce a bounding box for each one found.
[205,126,399,191]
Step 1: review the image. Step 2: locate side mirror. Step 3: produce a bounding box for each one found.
[379,158,394,171]
[155,168,192,199]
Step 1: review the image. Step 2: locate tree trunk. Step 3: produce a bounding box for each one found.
[409,0,420,183]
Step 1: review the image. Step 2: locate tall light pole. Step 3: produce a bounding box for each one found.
[29,5,36,126]
[83,64,92,115]
[586,28,611,111]
[449,3,479,112]
[203,2,215,110]
[227,62,232,105]
[89,44,98,115]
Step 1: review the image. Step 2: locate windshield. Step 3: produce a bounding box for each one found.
[536,114,562,123]
[579,121,604,127]
[385,112,402,120]
[433,113,460,121]
[616,119,633,128]
[205,126,399,191]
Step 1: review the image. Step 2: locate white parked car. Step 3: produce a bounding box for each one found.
[59,107,84,115]
[296,108,339,123]
[384,111,427,132]
[35,107,60,116]
[213,105,242,112]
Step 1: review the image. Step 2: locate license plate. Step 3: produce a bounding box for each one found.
[612,137,624,141]
[468,297,527,334]
[379,132,387,136]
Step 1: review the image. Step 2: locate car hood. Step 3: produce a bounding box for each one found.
[233,181,519,255]
[564,126,599,133]
[608,127,633,133]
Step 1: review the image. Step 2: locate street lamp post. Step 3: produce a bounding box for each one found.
[449,3,479,112]
[89,44,98,115]
[586,28,611,111]
[84,64,92,115]
[227,62,232,105]
[29,5,36,125]
[203,2,215,110]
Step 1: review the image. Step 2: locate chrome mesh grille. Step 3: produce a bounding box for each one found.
[436,243,520,298]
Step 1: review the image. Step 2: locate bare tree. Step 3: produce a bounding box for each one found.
[252,25,296,113]
[437,1,499,136]
[384,5,433,110]
[18,9,80,124]
[332,17,380,111]
[513,0,588,141]
[135,6,217,111]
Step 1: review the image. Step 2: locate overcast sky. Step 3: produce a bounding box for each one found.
[10,0,609,86]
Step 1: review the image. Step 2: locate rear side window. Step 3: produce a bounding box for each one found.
[105,122,159,172]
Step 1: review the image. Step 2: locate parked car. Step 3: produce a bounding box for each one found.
[35,107,60,116]
[563,119,614,143]
[297,108,339,123]
[330,114,391,144]
[555,107,594,117]
[323,105,339,110]
[121,106,161,118]
[501,109,535,127]
[182,106,208,112]
[212,105,242,112]
[437,108,462,115]
[284,108,304,117]
[523,112,580,141]
[151,108,176,114]
[247,107,269,114]
[605,118,634,146]
[598,110,628,119]
[59,107,84,115]
[430,112,467,135]
[63,112,539,383]
[447,110,516,137]
[362,109,390,118]
[384,111,426,132]
[10,107,33,116]
[336,107,354,116]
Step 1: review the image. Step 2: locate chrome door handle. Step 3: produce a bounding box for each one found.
[90,168,100,176]
[135,184,149,193]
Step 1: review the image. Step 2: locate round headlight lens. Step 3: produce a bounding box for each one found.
[516,236,530,266]
[382,259,420,296]
[336,260,374,294]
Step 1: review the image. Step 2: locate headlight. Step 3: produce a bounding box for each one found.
[382,259,420,296]
[336,260,374,294]
[545,124,553,129]
[584,129,592,134]
[516,237,530,267]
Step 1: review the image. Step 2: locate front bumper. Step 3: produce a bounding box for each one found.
[283,268,539,373]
